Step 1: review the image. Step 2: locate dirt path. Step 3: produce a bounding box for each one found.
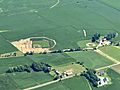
[95,49,119,63]
[96,62,120,70]
[23,75,75,90]
[50,0,60,9]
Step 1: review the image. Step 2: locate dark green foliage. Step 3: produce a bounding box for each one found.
[81,69,99,87]
[104,33,116,40]
[92,33,101,42]
[6,62,51,73]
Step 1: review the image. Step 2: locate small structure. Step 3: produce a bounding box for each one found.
[64,69,73,76]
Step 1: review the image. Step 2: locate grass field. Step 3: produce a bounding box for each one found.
[34,76,90,90]
[66,51,114,69]
[92,69,120,90]
[99,46,120,62]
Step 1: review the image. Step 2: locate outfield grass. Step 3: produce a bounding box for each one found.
[66,51,114,69]
[33,40,50,48]
[92,69,120,90]
[99,46,120,62]
[8,72,53,89]
[0,56,34,74]
[0,35,18,54]
[34,76,90,90]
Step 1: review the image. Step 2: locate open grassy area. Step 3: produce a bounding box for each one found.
[92,69,120,90]
[33,40,50,48]
[54,64,85,74]
[99,46,120,62]
[34,76,90,90]
[66,51,114,69]
[0,35,18,54]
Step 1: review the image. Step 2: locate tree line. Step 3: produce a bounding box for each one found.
[80,69,100,87]
[6,62,51,73]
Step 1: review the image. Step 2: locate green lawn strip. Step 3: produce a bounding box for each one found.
[99,46,120,62]
[66,51,114,69]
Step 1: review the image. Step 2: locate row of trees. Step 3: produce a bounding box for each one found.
[81,69,100,87]
[6,62,51,73]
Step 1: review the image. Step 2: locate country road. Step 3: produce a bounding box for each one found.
[95,49,119,63]
[23,75,75,90]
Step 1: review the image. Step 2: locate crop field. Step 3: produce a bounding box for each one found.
[28,53,76,66]
[0,0,120,49]
[8,72,53,89]
[99,46,120,62]
[0,35,18,54]
[0,56,33,74]
[66,51,114,69]
[34,76,90,90]
[0,0,120,90]
[0,74,20,90]
[92,69,120,90]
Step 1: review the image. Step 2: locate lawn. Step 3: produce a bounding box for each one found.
[66,51,114,69]
[99,46,120,62]
[54,64,85,74]
[34,76,90,90]
[92,69,120,90]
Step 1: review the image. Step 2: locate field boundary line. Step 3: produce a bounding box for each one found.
[50,0,60,9]
[95,49,119,63]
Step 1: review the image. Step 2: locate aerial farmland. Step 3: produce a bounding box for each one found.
[0,0,120,90]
